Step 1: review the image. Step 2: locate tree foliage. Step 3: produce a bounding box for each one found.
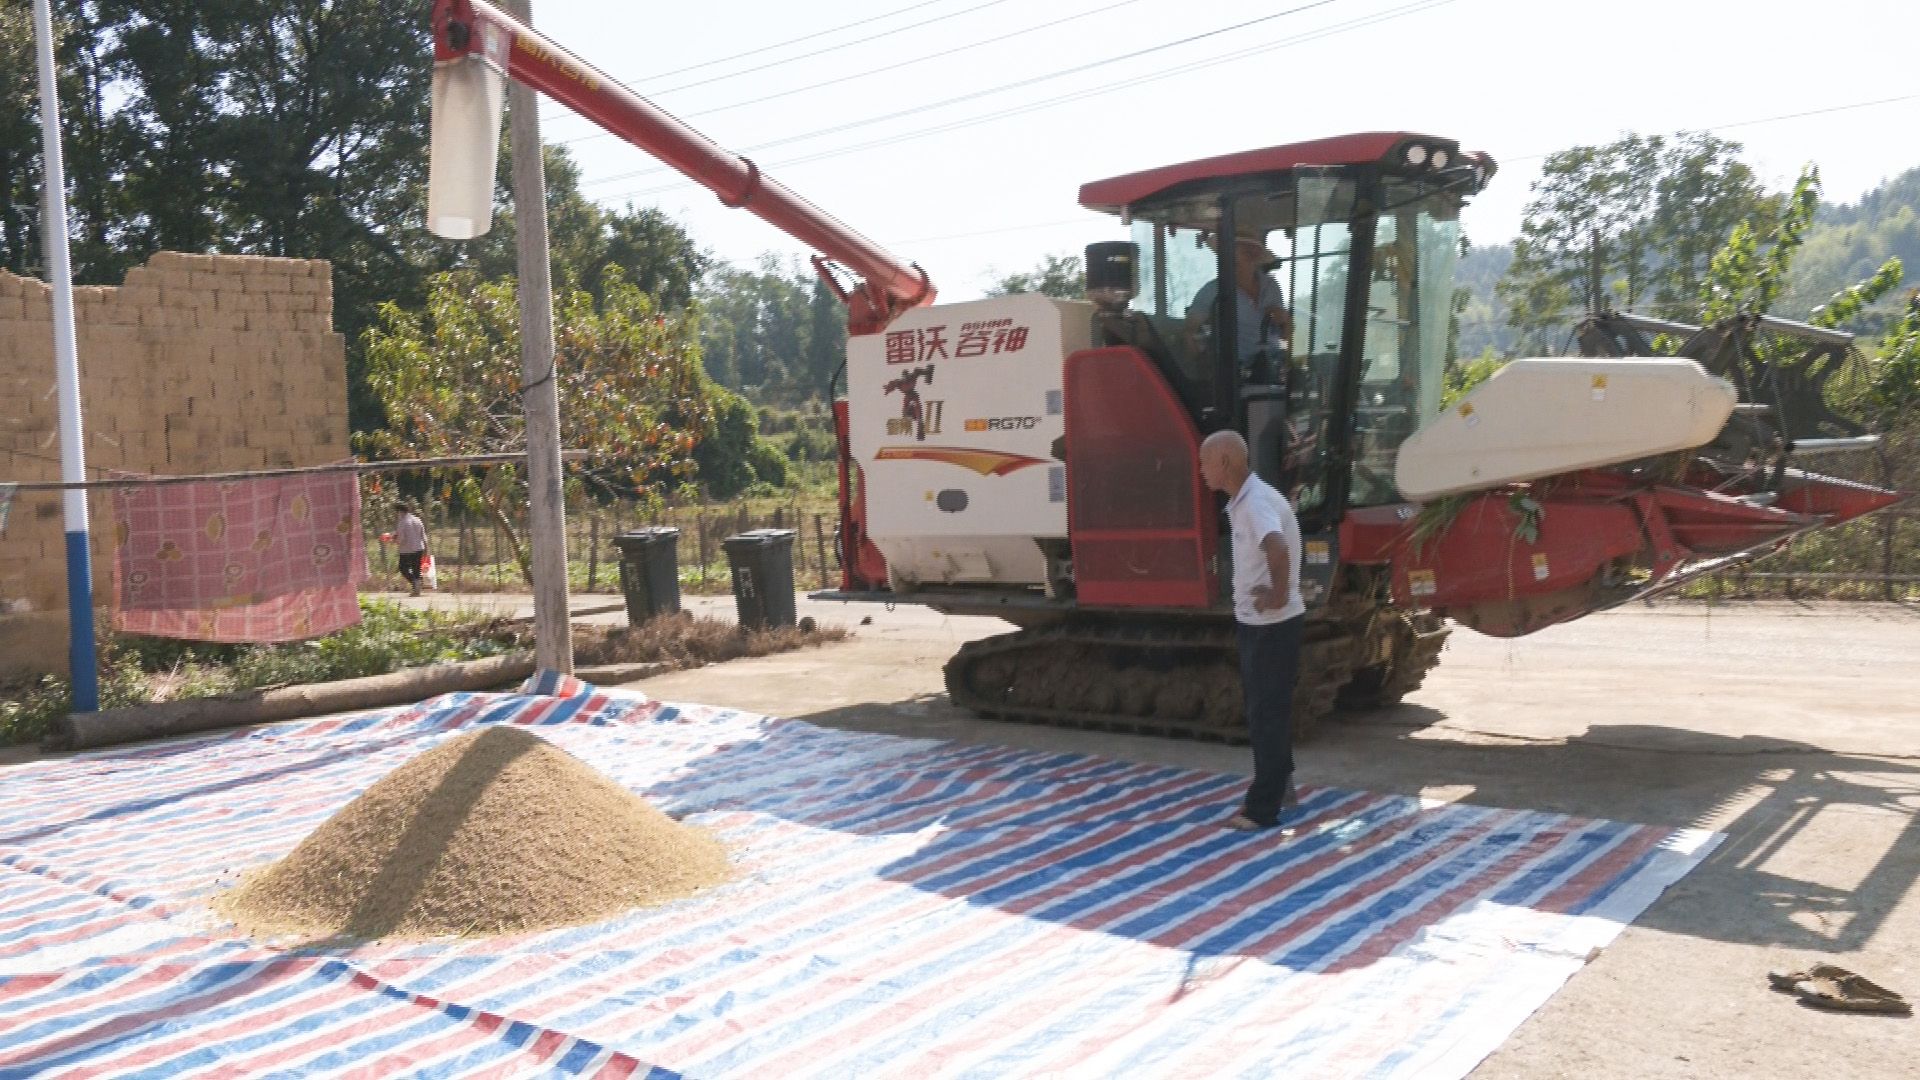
[1869,290,1920,422]
[986,252,1084,299]
[359,268,725,579]
[1498,133,1770,348]
[695,256,848,405]
[0,3,714,433]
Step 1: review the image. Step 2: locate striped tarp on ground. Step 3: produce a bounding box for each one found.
[0,686,1718,1078]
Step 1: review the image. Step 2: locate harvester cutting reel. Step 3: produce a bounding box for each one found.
[1577,308,1884,482]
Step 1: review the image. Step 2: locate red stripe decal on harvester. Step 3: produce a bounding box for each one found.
[872,446,1048,476]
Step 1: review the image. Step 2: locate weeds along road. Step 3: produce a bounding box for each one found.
[641,599,1920,1079]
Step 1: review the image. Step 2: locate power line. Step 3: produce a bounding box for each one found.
[653,0,1019,97]
[622,0,944,84]
[580,0,1347,191]
[540,0,1014,127]
[886,217,1099,247]
[538,0,947,125]
[768,0,1456,174]
[554,0,1143,148]
[1500,92,1920,164]
[598,0,1451,204]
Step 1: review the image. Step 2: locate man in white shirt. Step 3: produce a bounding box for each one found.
[1199,429,1306,831]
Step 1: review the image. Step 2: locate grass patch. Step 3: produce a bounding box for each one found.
[0,600,516,747]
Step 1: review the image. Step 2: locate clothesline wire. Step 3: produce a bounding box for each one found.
[0,450,592,493]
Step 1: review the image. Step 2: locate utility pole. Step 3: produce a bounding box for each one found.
[505,0,572,673]
[31,0,98,710]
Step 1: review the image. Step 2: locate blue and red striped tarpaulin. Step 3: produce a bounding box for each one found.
[0,684,1717,1078]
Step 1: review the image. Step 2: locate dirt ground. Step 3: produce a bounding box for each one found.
[632,597,1920,1079]
[8,595,1916,1075]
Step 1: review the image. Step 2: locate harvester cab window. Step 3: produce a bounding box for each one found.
[1348,182,1464,506]
[1128,215,1219,409]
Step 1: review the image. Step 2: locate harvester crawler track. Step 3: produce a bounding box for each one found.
[1337,611,1450,709]
[945,619,1356,744]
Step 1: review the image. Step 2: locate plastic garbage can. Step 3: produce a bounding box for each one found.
[723,528,798,630]
[612,527,682,624]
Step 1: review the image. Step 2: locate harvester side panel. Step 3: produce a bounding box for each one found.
[1064,347,1218,609]
[845,295,1092,588]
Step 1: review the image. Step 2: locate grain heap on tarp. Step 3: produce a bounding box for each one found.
[220,724,729,939]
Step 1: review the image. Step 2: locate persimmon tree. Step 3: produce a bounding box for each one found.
[359,267,725,582]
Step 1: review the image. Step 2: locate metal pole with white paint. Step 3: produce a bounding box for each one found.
[31,0,99,711]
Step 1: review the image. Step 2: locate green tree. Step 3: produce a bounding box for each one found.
[0,0,124,279]
[986,252,1083,298]
[689,389,791,499]
[1870,290,1920,421]
[359,268,723,581]
[1498,133,1771,347]
[696,256,815,401]
[1646,133,1772,319]
[803,276,848,398]
[456,139,708,308]
[1693,165,1904,333]
[0,1,37,274]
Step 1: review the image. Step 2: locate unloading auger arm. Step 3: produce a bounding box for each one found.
[429,0,936,334]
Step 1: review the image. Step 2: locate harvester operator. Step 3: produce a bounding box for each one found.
[1198,429,1305,832]
[1187,235,1294,383]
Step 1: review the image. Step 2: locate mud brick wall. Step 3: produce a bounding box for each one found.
[0,252,349,678]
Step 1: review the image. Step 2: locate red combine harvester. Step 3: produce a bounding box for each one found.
[429,1,1906,741]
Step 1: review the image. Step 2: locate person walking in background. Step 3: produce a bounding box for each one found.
[1198,429,1306,832]
[395,501,429,597]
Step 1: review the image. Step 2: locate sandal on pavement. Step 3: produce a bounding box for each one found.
[1768,964,1911,1016]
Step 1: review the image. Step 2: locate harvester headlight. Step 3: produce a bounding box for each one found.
[1430,148,1451,169]
[1404,144,1429,166]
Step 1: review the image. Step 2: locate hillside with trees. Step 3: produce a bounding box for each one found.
[1456,144,1920,359]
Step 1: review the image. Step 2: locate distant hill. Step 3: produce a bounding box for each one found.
[1453,243,1516,359]
[1452,166,1920,359]
[1778,166,1920,334]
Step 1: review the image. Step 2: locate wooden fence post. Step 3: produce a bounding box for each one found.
[1884,512,1898,602]
[587,516,601,592]
[814,513,830,589]
[697,515,710,587]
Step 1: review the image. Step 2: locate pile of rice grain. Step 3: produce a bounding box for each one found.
[219,725,729,940]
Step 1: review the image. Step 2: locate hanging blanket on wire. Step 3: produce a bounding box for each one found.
[110,463,366,642]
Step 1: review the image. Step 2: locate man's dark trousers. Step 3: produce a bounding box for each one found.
[1237,614,1305,826]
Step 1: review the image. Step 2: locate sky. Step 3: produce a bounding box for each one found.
[514,0,1920,301]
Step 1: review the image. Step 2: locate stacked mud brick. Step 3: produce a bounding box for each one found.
[0,252,349,676]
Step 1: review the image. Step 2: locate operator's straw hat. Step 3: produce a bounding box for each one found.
[1235,235,1280,270]
[1207,232,1280,269]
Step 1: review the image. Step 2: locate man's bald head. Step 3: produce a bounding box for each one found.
[1199,429,1250,495]
[1201,429,1248,466]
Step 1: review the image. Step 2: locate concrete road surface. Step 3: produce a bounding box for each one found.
[624,597,1920,1080]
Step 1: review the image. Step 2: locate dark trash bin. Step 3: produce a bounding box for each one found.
[723,528,797,630]
[612,527,682,625]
